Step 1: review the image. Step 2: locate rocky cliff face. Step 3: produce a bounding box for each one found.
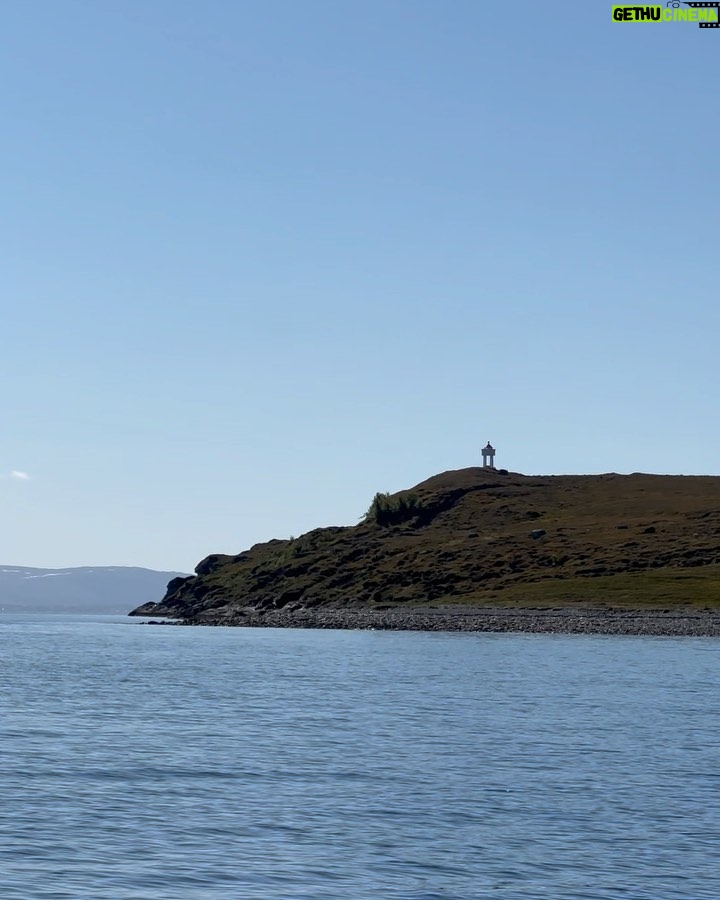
[130,468,720,623]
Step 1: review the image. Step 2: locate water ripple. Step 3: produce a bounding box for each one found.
[1,616,719,898]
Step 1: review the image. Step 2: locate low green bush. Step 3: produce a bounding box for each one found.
[363,491,422,526]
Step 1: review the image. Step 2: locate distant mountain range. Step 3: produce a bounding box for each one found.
[0,566,187,614]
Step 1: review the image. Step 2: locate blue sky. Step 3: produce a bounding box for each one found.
[2,1,718,571]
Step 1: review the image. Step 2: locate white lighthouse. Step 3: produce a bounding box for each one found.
[482,442,496,469]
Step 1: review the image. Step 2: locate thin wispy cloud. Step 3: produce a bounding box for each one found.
[10,470,31,481]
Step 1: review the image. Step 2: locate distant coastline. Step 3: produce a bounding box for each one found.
[0,566,188,615]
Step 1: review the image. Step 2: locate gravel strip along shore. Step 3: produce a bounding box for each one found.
[174,606,720,637]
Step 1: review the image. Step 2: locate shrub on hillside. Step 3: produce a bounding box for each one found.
[363,491,422,526]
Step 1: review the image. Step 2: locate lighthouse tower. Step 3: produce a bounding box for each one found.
[482,442,496,469]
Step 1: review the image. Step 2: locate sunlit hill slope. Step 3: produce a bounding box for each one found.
[131,469,720,622]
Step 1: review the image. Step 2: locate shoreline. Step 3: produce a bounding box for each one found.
[154,606,720,637]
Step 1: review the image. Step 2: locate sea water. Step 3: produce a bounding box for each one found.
[1,615,719,899]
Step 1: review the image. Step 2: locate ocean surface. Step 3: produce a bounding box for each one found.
[1,616,719,899]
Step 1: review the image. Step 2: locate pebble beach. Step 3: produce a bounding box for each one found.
[169,606,720,637]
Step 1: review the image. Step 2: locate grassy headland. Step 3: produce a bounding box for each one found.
[130,468,720,626]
